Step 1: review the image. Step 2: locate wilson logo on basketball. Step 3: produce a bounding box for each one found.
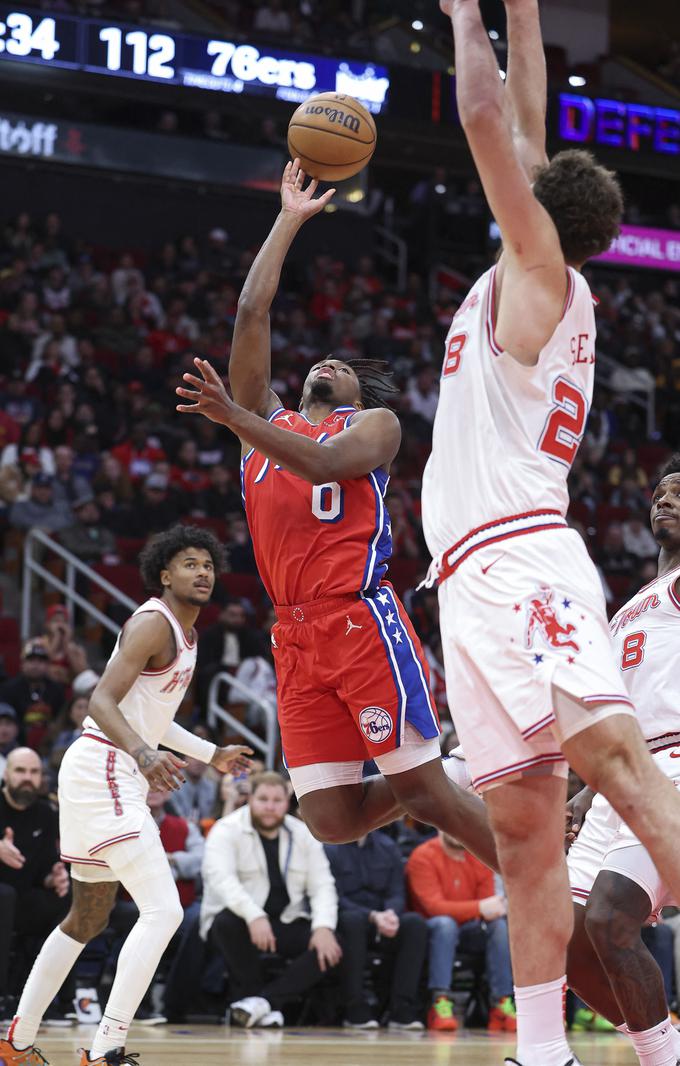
[303,105,361,133]
[359,706,393,744]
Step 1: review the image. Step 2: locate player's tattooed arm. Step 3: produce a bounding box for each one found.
[87,613,187,789]
[177,359,401,481]
[231,159,334,420]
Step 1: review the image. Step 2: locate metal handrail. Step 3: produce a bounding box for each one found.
[373,224,408,291]
[21,528,137,641]
[207,671,278,769]
[21,528,277,762]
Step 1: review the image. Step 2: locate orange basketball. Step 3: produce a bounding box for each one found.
[287,92,377,182]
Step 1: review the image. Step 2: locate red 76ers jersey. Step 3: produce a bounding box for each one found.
[240,406,393,606]
[422,265,596,561]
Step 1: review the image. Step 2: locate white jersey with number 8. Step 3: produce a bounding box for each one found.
[422,264,595,562]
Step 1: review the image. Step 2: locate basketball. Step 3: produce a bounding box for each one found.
[287,92,377,182]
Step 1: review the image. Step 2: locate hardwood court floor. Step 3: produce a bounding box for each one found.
[38,1024,637,1064]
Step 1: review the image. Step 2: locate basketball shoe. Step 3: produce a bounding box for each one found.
[0,1039,49,1064]
[488,996,517,1032]
[78,1050,139,1064]
[427,993,458,1031]
[504,1058,583,1066]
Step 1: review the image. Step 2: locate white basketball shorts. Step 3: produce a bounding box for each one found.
[439,527,634,791]
[59,733,150,882]
[568,747,680,913]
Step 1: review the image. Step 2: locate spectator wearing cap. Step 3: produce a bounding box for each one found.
[0,641,65,748]
[0,705,19,781]
[0,747,71,1021]
[1,419,55,479]
[8,473,73,534]
[41,604,88,686]
[59,493,119,565]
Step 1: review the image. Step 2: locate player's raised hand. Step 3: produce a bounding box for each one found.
[0,827,25,869]
[281,159,335,220]
[176,357,235,424]
[134,747,187,791]
[210,745,254,775]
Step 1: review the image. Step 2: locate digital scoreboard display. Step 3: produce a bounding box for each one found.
[0,6,390,113]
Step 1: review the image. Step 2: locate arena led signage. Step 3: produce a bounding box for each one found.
[559,93,680,155]
[595,224,680,272]
[0,6,390,113]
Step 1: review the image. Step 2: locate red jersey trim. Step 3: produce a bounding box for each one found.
[149,597,196,649]
[61,853,110,867]
[521,711,556,739]
[581,693,634,706]
[438,509,566,582]
[485,267,575,358]
[89,831,141,855]
[82,731,117,748]
[668,582,680,614]
[472,752,565,790]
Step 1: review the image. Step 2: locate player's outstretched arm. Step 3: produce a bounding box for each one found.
[504,0,549,177]
[177,358,400,481]
[230,159,336,418]
[88,613,187,790]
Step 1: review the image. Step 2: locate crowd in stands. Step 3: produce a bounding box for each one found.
[0,194,678,1030]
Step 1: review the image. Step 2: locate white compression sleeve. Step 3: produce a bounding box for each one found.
[10,929,84,1048]
[160,721,216,762]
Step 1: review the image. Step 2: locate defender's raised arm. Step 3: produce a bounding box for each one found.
[229,160,335,420]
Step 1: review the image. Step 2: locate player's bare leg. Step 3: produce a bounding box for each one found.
[3,881,118,1054]
[484,775,576,1066]
[298,757,498,870]
[566,904,625,1026]
[563,713,680,907]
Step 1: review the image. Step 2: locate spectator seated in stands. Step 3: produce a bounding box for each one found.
[597,522,636,578]
[200,771,340,1028]
[325,829,428,1031]
[0,640,64,751]
[0,705,19,780]
[40,604,88,686]
[622,512,659,560]
[124,471,181,537]
[0,748,71,1023]
[51,444,91,506]
[195,599,266,708]
[8,472,73,535]
[59,492,119,565]
[405,831,516,1033]
[169,756,218,824]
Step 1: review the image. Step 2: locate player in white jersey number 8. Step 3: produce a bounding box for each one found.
[1,526,252,1066]
[429,3,680,1066]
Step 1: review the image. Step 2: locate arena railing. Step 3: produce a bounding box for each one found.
[207,672,278,770]
[21,528,278,766]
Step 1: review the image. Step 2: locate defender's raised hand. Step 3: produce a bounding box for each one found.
[281,158,335,220]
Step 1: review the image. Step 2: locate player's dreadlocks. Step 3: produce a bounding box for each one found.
[659,454,680,481]
[139,524,225,593]
[345,358,399,410]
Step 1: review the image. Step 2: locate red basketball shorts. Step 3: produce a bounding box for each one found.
[271,583,440,768]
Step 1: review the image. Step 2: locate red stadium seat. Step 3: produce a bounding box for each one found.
[219,573,264,605]
[115,537,147,564]
[594,504,631,543]
[93,564,145,604]
[0,617,19,644]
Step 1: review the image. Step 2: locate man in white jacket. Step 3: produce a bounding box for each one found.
[201,771,341,1028]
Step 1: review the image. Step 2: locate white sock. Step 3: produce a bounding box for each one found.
[89,821,182,1059]
[9,928,84,1049]
[514,976,572,1066]
[628,1017,677,1066]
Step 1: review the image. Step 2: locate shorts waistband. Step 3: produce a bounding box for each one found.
[647,731,680,755]
[436,509,568,584]
[275,593,359,623]
[81,731,118,748]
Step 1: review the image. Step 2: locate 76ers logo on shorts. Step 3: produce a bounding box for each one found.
[359,706,393,744]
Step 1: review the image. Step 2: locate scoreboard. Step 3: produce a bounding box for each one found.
[0,6,390,113]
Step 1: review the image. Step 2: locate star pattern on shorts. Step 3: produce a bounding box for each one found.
[392,629,403,645]
[513,603,522,613]
[562,598,571,609]
[386,522,392,537]
[377,590,389,606]
[533,653,544,664]
[385,610,396,625]
[567,656,575,664]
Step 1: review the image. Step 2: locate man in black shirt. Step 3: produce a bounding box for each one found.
[202,771,341,1027]
[0,640,64,738]
[0,748,70,1019]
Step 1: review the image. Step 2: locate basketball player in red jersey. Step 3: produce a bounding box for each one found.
[176,159,497,871]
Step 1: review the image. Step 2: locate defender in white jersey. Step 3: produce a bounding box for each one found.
[428,4,680,1066]
[2,527,251,1066]
[564,459,680,1066]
